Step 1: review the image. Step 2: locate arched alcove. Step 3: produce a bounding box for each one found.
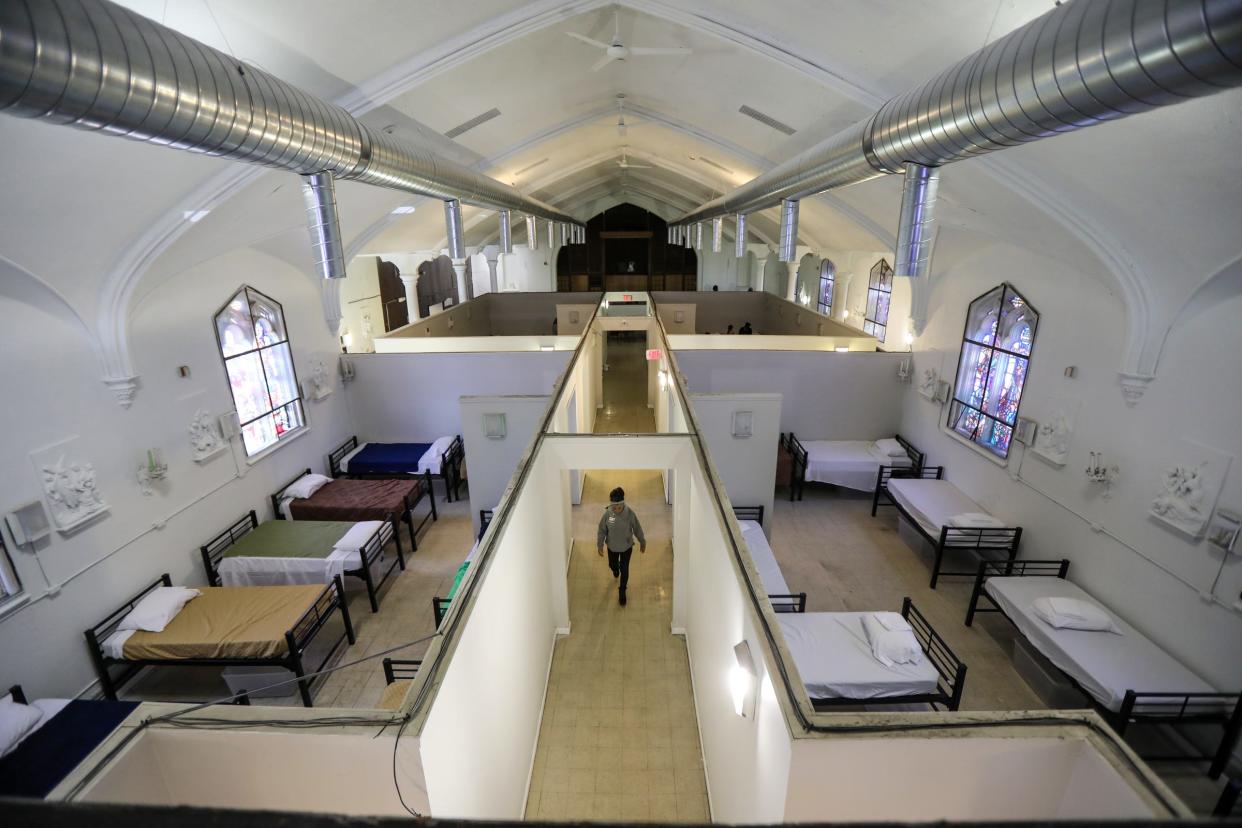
[556,204,696,292]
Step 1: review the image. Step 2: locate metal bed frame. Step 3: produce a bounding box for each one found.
[782,596,967,711]
[870,464,1022,588]
[200,509,404,613]
[433,510,496,628]
[781,432,925,502]
[7,683,251,706]
[966,558,1242,779]
[328,434,466,503]
[84,573,354,708]
[270,467,436,551]
[731,505,806,613]
[382,658,423,685]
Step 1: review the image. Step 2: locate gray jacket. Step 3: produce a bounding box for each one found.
[597,504,645,553]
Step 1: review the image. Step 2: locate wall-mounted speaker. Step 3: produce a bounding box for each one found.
[218,411,240,439]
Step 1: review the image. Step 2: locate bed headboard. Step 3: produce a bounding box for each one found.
[270,468,314,519]
[894,434,926,470]
[732,505,765,524]
[328,436,360,478]
[200,510,260,586]
[6,684,27,704]
[479,509,494,540]
[85,573,174,650]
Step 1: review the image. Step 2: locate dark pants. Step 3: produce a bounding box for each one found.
[608,546,633,592]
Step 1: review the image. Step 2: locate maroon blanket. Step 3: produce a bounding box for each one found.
[290,478,421,522]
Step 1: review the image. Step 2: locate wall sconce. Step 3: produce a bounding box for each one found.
[483,413,507,439]
[732,410,753,439]
[339,355,356,382]
[834,346,850,353]
[731,640,757,718]
[1085,451,1118,498]
[658,369,669,391]
[897,358,912,382]
[137,448,168,496]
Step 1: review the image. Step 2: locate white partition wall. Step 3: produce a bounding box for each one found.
[461,396,553,538]
[689,393,781,532]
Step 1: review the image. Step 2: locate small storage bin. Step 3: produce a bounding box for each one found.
[1013,636,1090,709]
[222,666,297,699]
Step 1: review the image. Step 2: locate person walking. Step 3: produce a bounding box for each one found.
[597,486,646,606]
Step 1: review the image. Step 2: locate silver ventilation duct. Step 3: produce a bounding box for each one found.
[548,219,556,249]
[734,213,747,258]
[674,0,1242,227]
[561,223,569,246]
[300,172,347,280]
[893,165,940,279]
[0,0,582,230]
[499,209,513,255]
[526,215,538,251]
[711,217,723,253]
[445,200,466,260]
[778,199,799,262]
[694,223,703,250]
[684,225,693,249]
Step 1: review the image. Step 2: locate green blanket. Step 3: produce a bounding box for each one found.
[445,561,471,601]
[223,520,357,560]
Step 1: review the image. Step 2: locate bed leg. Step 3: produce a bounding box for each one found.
[870,482,882,517]
[393,521,407,572]
[929,541,945,589]
[406,513,418,552]
[335,575,356,645]
[426,471,438,521]
[1115,691,1136,737]
[1210,696,1242,779]
[361,556,379,614]
[966,563,986,626]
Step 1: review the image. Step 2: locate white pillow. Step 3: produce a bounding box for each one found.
[948,512,1005,528]
[282,473,332,501]
[0,697,44,758]
[861,612,923,667]
[116,586,201,633]
[333,520,386,552]
[1031,596,1120,633]
[429,435,455,458]
[873,438,906,457]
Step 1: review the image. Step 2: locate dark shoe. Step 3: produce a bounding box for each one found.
[619,589,627,607]
[612,568,619,579]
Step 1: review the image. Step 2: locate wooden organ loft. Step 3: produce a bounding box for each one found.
[556,203,697,292]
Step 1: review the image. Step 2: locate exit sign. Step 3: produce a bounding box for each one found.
[623,294,633,301]
[646,349,662,361]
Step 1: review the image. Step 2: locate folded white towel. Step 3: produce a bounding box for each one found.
[873,438,907,457]
[947,512,1005,528]
[861,612,923,667]
[334,520,386,552]
[1032,597,1120,633]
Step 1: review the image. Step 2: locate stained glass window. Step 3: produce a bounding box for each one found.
[214,287,305,457]
[863,258,893,342]
[817,259,835,317]
[947,283,1038,458]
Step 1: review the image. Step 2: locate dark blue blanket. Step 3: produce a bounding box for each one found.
[0,699,139,799]
[346,442,431,476]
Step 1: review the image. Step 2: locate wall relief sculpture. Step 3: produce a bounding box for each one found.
[41,455,108,530]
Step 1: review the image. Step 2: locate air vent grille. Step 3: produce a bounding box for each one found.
[738,105,796,136]
[445,107,501,139]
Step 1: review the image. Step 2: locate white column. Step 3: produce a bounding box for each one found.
[399,272,421,320]
[837,273,854,323]
[753,247,773,293]
[485,250,500,295]
[451,258,469,303]
[784,260,798,302]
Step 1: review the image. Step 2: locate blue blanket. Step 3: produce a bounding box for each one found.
[0,699,139,798]
[346,442,431,476]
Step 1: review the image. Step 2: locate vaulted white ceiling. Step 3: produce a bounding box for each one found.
[1,0,1239,386]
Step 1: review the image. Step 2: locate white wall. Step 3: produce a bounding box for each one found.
[0,249,355,700]
[340,254,382,352]
[499,246,556,293]
[689,394,781,533]
[461,396,552,539]
[82,728,426,817]
[418,449,569,819]
[676,350,908,440]
[344,351,569,442]
[899,237,1242,700]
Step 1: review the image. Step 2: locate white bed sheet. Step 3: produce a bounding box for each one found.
[985,576,1217,712]
[417,436,454,475]
[338,442,368,474]
[740,520,790,595]
[886,478,1014,547]
[778,612,938,700]
[803,441,911,492]
[216,523,393,587]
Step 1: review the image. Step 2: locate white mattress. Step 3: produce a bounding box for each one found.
[886,478,1014,547]
[216,522,393,587]
[778,613,938,700]
[803,440,910,492]
[740,520,790,595]
[986,576,1217,712]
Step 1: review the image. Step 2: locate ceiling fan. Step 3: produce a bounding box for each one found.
[567,7,692,72]
[617,147,652,170]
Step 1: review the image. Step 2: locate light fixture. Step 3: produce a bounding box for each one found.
[390,205,416,215]
[732,411,753,439]
[731,640,757,717]
[835,346,850,353]
[136,448,168,496]
[182,209,210,223]
[841,310,850,319]
[483,413,507,439]
[658,369,669,390]
[539,344,555,352]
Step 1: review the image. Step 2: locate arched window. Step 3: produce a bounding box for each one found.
[214,287,305,457]
[947,283,1039,458]
[817,259,835,316]
[863,258,893,342]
